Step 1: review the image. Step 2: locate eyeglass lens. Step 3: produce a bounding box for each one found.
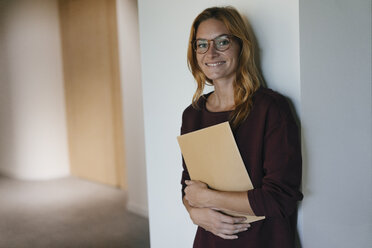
[194,35,231,54]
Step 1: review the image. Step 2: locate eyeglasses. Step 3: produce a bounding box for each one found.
[193,34,235,54]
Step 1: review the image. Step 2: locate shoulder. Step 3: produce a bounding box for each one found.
[181,104,198,121]
[254,87,288,108]
[181,104,200,135]
[253,87,295,124]
[181,92,212,119]
[180,94,208,134]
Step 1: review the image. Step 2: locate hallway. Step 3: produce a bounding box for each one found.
[0,176,150,248]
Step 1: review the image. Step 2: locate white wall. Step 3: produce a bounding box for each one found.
[116,0,148,217]
[299,0,372,247]
[138,0,300,247]
[0,0,70,179]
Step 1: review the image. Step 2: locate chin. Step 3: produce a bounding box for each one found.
[204,72,234,82]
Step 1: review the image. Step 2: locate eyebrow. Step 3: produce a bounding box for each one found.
[195,33,230,41]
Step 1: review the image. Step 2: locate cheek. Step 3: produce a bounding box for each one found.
[230,43,241,63]
[196,55,203,67]
[196,56,207,73]
[230,48,240,61]
[230,51,240,69]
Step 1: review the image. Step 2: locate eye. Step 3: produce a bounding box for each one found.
[196,40,208,49]
[215,37,230,47]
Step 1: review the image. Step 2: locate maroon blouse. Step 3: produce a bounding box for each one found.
[181,87,303,248]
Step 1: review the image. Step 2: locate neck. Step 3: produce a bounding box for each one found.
[207,79,235,112]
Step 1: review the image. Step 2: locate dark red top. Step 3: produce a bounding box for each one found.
[181,87,303,248]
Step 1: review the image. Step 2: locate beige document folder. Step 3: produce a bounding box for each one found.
[177,121,265,223]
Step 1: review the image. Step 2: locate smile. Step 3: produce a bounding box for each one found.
[205,61,226,67]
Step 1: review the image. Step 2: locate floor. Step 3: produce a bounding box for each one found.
[0,176,150,248]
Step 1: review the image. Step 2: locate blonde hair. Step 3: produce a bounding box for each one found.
[187,6,261,128]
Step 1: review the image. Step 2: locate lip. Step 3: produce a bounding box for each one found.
[205,61,226,67]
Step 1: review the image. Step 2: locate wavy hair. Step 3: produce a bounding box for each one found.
[187,6,261,128]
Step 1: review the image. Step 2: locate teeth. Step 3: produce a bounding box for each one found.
[205,61,225,67]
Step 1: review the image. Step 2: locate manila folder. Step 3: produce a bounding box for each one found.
[177,121,265,223]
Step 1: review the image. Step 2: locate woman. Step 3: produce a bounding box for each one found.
[181,6,303,248]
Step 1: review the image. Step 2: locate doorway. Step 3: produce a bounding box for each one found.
[58,0,126,188]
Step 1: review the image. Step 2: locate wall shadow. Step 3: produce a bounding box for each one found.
[242,13,305,248]
[242,15,267,88]
[0,1,15,177]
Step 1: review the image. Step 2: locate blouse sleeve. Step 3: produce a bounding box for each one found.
[180,108,192,199]
[181,158,190,199]
[248,98,303,218]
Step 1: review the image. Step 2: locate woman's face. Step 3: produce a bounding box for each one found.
[195,18,240,83]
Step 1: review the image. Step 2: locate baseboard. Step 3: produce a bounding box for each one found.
[127,201,148,218]
[0,168,70,180]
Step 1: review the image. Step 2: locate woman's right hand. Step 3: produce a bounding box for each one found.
[188,207,251,240]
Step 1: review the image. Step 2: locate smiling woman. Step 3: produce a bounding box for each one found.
[194,19,240,86]
[181,6,303,248]
[187,6,262,126]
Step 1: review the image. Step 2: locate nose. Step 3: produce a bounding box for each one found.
[206,41,218,56]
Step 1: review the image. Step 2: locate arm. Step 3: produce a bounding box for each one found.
[184,180,256,215]
[184,97,303,219]
[182,196,251,240]
[248,99,303,218]
[180,133,251,239]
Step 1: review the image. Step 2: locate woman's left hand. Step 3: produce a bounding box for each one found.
[184,180,212,208]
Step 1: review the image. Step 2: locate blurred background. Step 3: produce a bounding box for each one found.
[0,0,149,247]
[0,0,371,248]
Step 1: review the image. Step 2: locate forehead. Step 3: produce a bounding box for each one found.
[196,18,229,39]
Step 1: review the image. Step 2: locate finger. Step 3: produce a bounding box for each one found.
[234,223,251,229]
[218,227,243,235]
[215,222,235,232]
[184,186,194,195]
[232,217,248,224]
[217,233,238,240]
[218,223,249,234]
[219,214,246,224]
[190,180,207,187]
[232,227,249,234]
[185,197,195,206]
[233,217,248,224]
[185,180,191,185]
[213,220,250,234]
